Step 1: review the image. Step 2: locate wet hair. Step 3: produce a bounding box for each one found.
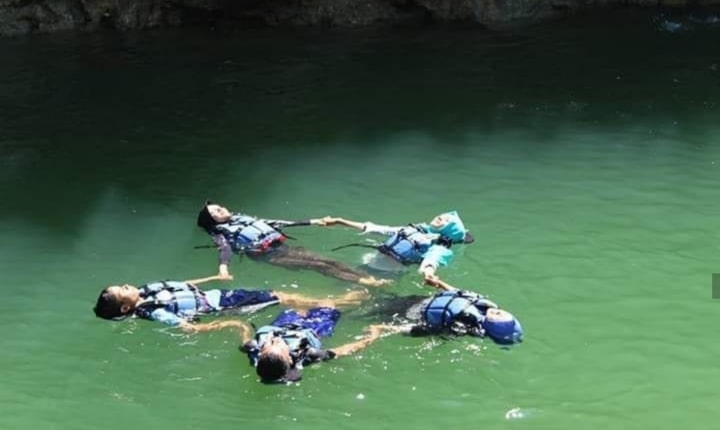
[196,200,217,234]
[93,288,130,320]
[256,351,291,382]
[436,235,454,248]
[455,309,484,334]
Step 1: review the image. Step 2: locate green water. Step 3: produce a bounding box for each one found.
[2,9,720,430]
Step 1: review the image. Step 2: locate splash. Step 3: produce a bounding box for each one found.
[505,407,528,420]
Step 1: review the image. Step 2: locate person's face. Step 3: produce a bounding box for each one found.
[206,204,232,223]
[485,308,514,323]
[429,213,451,229]
[105,284,140,312]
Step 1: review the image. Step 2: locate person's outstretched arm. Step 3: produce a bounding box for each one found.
[418,245,454,285]
[423,275,459,292]
[262,217,327,229]
[320,217,367,230]
[320,217,401,236]
[330,324,403,357]
[179,319,252,337]
[207,233,234,280]
[184,274,232,287]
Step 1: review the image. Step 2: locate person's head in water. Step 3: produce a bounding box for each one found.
[425,210,473,244]
[428,213,454,230]
[196,201,233,233]
[481,308,523,345]
[255,334,300,382]
[93,284,141,320]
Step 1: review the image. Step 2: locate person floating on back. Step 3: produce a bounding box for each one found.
[238,306,401,383]
[196,201,391,287]
[368,276,523,345]
[93,274,368,333]
[320,210,474,282]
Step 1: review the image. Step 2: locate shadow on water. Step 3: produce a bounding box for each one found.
[0,8,718,236]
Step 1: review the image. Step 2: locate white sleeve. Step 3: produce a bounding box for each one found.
[362,222,402,236]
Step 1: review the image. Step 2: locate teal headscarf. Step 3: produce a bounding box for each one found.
[424,210,467,243]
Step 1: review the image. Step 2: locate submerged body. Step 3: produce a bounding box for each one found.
[197,202,390,286]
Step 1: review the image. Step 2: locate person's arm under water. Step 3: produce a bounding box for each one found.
[148,305,251,334]
[207,232,234,280]
[262,217,327,229]
[178,319,250,334]
[329,324,403,357]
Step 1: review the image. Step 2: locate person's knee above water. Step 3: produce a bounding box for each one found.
[239,307,399,383]
[196,201,390,287]
[93,274,369,333]
[321,210,474,280]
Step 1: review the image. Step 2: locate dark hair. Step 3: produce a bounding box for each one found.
[196,200,218,234]
[436,235,454,248]
[256,352,291,382]
[93,288,129,320]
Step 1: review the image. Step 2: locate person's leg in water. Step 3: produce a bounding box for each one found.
[273,289,369,312]
[355,293,430,323]
[256,245,392,287]
[212,287,369,318]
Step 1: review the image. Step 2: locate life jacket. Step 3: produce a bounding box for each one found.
[249,325,323,365]
[378,225,437,265]
[215,214,286,254]
[421,291,485,334]
[134,281,211,321]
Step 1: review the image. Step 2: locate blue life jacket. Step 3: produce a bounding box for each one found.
[378,225,437,265]
[249,325,323,364]
[215,214,286,254]
[134,281,211,321]
[422,291,485,334]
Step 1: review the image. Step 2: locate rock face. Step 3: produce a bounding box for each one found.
[1,0,719,36]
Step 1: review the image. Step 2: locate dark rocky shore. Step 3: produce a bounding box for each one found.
[1,0,718,36]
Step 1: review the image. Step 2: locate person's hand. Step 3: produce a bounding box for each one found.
[217,273,234,281]
[315,216,339,226]
[423,271,440,286]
